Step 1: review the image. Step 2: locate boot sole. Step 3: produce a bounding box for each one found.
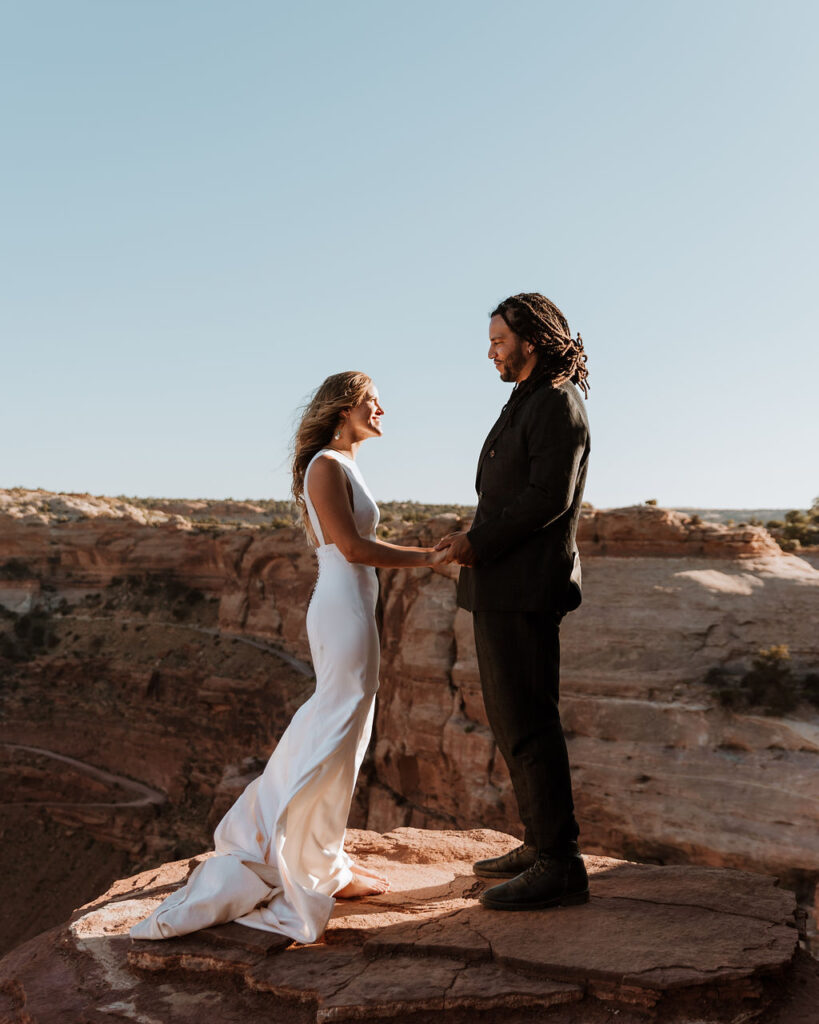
[479,889,590,911]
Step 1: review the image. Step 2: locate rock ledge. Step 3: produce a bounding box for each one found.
[1,827,812,1024]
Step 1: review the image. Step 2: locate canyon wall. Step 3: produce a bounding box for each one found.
[1,489,817,954]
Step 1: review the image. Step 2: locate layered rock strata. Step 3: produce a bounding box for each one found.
[1,490,818,957]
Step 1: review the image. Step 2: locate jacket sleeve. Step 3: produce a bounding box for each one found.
[466,387,587,563]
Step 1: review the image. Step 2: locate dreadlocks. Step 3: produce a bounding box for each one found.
[491,293,590,398]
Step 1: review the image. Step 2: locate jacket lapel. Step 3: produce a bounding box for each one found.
[475,406,511,489]
[474,373,551,491]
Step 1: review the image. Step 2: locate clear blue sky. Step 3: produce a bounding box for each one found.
[2,0,817,509]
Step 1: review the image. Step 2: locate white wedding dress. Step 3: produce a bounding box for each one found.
[130,449,380,944]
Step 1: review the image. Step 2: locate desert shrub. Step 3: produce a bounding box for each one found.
[766,496,819,550]
[136,572,190,602]
[705,645,816,716]
[0,634,19,660]
[802,673,819,708]
[7,610,57,659]
[741,646,797,716]
[0,559,33,580]
[13,611,49,647]
[377,501,475,523]
[704,667,744,709]
[99,573,210,622]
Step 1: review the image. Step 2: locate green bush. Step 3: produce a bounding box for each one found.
[741,646,798,715]
[706,645,816,716]
[767,496,819,549]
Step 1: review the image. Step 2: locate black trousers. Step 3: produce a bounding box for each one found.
[473,609,580,854]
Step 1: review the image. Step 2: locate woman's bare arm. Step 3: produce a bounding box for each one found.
[307,456,442,569]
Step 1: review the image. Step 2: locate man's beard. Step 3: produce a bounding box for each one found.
[500,344,529,382]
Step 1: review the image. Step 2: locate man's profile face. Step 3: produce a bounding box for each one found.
[488,314,533,383]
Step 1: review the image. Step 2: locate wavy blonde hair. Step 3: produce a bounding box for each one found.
[291,371,372,529]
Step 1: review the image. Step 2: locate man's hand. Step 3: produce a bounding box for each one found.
[434,531,476,567]
[429,545,458,577]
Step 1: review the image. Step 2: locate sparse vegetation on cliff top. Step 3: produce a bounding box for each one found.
[0,489,479,532]
[764,496,819,552]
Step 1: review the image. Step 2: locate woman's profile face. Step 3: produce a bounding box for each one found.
[347,384,384,440]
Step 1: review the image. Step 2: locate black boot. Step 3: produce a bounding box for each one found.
[479,845,589,911]
[473,843,537,879]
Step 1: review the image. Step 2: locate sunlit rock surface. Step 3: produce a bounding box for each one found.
[1,827,815,1024]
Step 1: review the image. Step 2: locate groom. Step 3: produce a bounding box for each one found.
[437,292,591,911]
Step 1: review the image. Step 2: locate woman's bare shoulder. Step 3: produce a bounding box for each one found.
[307,454,351,502]
[308,452,345,482]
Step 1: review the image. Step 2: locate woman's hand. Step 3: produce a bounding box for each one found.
[429,546,450,566]
[434,531,476,566]
[428,545,458,576]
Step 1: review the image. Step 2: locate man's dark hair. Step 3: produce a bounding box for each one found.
[491,293,590,397]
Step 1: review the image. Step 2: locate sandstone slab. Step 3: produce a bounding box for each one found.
[0,827,807,1024]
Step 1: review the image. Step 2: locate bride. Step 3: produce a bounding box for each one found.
[130,371,446,944]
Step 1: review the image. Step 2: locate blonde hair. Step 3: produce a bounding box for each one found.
[291,371,372,528]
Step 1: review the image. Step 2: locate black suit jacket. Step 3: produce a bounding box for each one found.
[456,373,590,613]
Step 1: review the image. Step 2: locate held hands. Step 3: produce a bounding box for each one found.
[427,546,454,576]
[433,531,476,567]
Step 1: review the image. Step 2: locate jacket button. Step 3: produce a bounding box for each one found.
[479,490,484,499]
[489,449,495,458]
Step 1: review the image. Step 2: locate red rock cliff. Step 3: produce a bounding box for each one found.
[0,491,817,955]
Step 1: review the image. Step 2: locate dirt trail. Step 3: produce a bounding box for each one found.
[0,742,167,808]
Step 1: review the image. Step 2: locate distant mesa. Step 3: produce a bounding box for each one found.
[0,486,792,559]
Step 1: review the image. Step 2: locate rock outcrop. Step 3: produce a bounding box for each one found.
[1,827,815,1024]
[1,490,818,959]
[577,504,784,558]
